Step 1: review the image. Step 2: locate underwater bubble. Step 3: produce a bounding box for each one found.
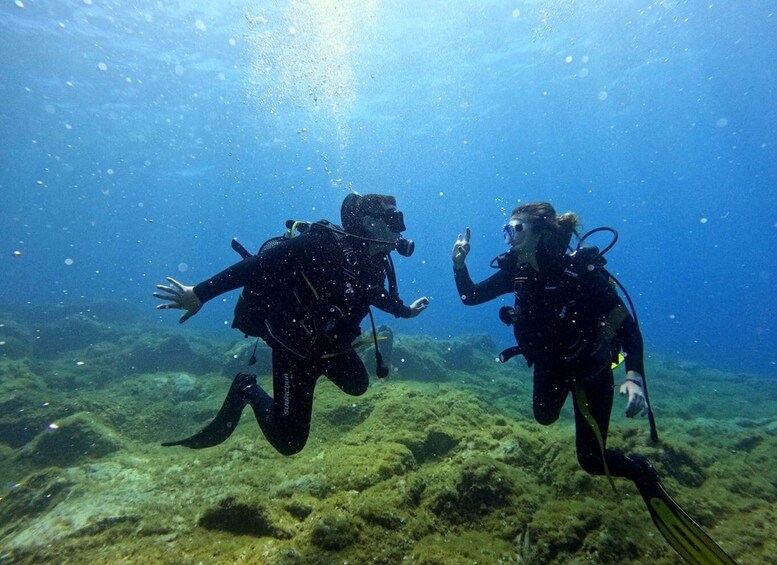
[44,104,55,114]
[64,258,74,266]
[565,55,573,64]
[597,90,608,101]
[700,217,708,224]
[178,262,189,273]
[512,9,521,18]
[97,62,108,71]
[579,68,589,78]
[582,55,590,63]
[716,117,728,128]
[107,168,114,175]
[288,26,297,36]
[48,423,60,429]
[195,19,207,32]
[229,37,237,46]
[174,65,185,76]
[15,0,24,8]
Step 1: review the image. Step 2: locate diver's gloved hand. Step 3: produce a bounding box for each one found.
[153,277,202,323]
[619,370,648,418]
[452,227,471,270]
[408,297,430,317]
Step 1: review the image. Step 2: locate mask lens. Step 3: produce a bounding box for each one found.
[503,221,524,245]
[384,209,406,233]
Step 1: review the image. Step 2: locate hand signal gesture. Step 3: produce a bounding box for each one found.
[452,228,471,270]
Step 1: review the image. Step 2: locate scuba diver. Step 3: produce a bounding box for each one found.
[154,193,429,456]
[452,202,736,565]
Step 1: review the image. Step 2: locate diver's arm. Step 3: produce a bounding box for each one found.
[451,226,512,304]
[192,254,265,303]
[617,307,645,377]
[372,288,409,317]
[616,305,648,417]
[369,275,429,318]
[193,233,305,304]
[598,302,630,350]
[453,265,512,305]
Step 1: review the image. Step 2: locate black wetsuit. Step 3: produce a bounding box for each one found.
[193,223,412,455]
[454,251,647,481]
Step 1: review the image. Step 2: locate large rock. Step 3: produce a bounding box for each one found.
[14,412,126,468]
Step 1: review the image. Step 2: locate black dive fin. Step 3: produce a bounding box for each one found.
[162,373,257,449]
[634,460,736,565]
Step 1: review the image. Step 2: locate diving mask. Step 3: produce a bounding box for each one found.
[503,220,526,245]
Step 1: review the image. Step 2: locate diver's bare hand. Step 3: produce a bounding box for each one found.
[153,277,202,323]
[452,228,471,270]
[408,297,430,318]
[619,371,648,418]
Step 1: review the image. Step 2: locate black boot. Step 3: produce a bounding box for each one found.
[162,373,261,449]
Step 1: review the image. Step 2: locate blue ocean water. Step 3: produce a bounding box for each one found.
[1,1,775,376]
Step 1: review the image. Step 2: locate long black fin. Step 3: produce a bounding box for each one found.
[162,373,257,449]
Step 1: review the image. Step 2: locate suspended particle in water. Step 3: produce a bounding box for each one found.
[15,1,25,8]
[597,90,608,101]
[716,117,728,128]
[579,68,589,78]
[700,217,708,224]
[12,250,22,257]
[178,262,189,273]
[581,55,590,64]
[565,55,573,64]
[98,62,108,71]
[64,258,74,266]
[175,65,185,76]
[512,9,521,18]
[195,19,207,32]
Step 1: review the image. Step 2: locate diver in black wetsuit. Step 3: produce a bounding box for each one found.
[154,193,429,456]
[453,201,648,481]
[452,202,736,565]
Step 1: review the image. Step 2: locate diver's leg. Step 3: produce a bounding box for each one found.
[323,350,369,396]
[572,367,638,477]
[247,347,318,456]
[532,365,568,425]
[162,372,260,449]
